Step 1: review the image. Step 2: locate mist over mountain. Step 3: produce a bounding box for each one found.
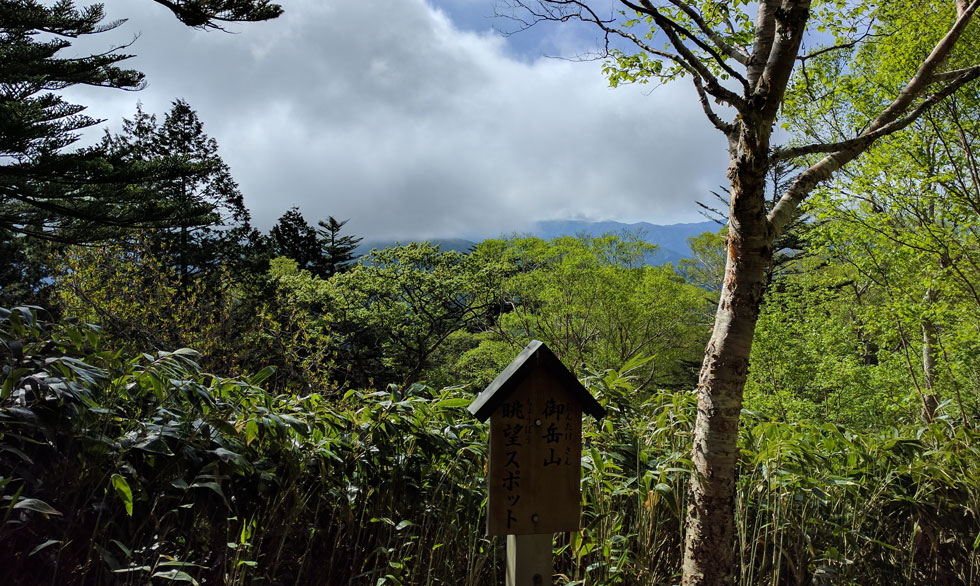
[355,219,722,265]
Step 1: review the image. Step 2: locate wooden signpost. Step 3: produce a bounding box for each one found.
[468,340,605,586]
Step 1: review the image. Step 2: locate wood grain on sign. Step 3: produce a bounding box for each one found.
[488,368,583,536]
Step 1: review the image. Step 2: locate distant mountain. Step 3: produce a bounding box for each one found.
[354,220,722,266]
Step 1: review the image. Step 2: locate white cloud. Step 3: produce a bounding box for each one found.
[63,0,730,240]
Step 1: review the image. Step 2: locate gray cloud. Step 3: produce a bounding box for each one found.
[64,0,730,240]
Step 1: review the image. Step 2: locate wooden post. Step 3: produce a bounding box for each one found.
[506,534,552,586]
[468,341,605,586]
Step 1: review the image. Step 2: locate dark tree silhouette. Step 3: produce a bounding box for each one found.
[0,0,281,244]
[317,216,362,277]
[269,207,323,274]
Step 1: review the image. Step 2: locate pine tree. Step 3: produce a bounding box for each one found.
[0,0,281,244]
[269,207,323,275]
[317,216,362,277]
[150,0,282,29]
[1,0,147,241]
[102,100,250,278]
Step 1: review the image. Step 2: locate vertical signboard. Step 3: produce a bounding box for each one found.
[487,368,583,535]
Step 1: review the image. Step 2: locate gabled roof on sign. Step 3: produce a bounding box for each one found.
[467,340,606,422]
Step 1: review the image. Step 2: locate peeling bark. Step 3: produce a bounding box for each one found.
[682,117,774,585]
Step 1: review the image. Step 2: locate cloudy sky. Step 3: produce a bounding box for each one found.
[65,0,731,240]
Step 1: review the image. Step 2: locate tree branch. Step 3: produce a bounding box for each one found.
[631,0,746,108]
[621,0,747,88]
[692,75,735,135]
[797,18,878,64]
[747,0,778,90]
[150,0,283,29]
[932,66,980,83]
[757,0,812,121]
[667,0,749,64]
[501,0,700,76]
[773,66,980,161]
[607,23,700,70]
[767,1,980,234]
[654,12,748,88]
[864,0,980,133]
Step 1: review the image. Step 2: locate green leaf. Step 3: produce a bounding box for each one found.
[112,566,151,574]
[245,419,259,445]
[247,365,276,386]
[1,445,34,465]
[151,569,199,585]
[212,447,248,467]
[111,474,134,516]
[134,434,174,456]
[158,560,207,568]
[29,539,60,556]
[190,480,229,507]
[13,498,62,516]
[434,398,470,409]
[111,539,133,558]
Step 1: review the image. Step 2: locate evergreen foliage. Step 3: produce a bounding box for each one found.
[0,0,280,244]
[150,0,283,28]
[268,207,324,275]
[0,0,155,241]
[0,231,51,306]
[317,216,362,276]
[101,100,250,277]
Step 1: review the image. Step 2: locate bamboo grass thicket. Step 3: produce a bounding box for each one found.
[1,307,978,585]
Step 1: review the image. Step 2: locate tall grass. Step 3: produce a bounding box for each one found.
[2,307,978,584]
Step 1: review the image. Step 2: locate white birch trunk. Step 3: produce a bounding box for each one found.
[682,127,773,586]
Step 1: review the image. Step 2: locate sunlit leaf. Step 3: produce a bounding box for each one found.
[111,474,134,516]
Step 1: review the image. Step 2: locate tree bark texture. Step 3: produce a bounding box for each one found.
[681,120,774,586]
[679,3,808,581]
